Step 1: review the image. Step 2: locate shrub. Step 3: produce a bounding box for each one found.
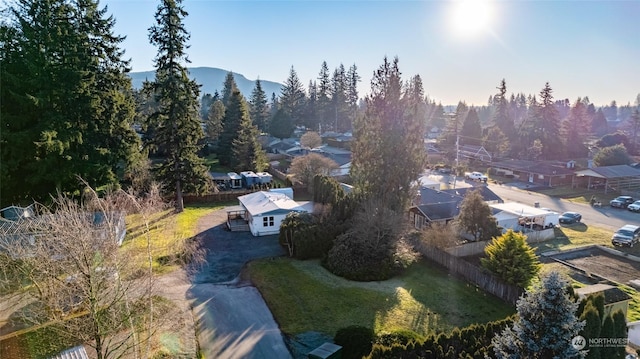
[375,329,425,347]
[334,325,374,359]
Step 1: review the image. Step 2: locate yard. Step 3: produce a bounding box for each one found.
[246,258,515,338]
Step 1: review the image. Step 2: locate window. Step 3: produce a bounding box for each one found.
[263,216,274,227]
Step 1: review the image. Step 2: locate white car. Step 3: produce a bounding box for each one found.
[628,200,640,212]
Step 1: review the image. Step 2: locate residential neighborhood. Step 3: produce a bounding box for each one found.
[1,0,640,358]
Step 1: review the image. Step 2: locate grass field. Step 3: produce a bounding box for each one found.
[247,258,514,337]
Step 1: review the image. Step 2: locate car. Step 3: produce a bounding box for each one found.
[558,212,582,224]
[609,196,634,208]
[628,200,640,212]
[611,224,640,247]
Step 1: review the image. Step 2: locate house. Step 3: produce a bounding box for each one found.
[408,186,502,229]
[574,283,632,319]
[491,159,575,187]
[310,146,352,177]
[458,144,492,162]
[228,190,313,236]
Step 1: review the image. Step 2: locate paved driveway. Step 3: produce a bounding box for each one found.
[189,210,292,359]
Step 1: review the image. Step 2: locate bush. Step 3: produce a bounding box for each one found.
[334,325,374,359]
[375,329,425,347]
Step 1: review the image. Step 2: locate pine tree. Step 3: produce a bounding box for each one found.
[217,90,246,166]
[493,271,586,359]
[304,80,319,130]
[147,0,210,212]
[346,64,361,129]
[317,61,332,132]
[460,108,483,146]
[493,79,515,138]
[537,82,564,159]
[222,72,239,107]
[205,99,225,143]
[0,0,139,206]
[351,56,426,211]
[249,79,270,132]
[280,66,307,126]
[331,64,349,132]
[269,108,295,139]
[231,101,267,173]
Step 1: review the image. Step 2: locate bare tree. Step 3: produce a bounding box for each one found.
[300,131,322,149]
[0,186,168,359]
[288,153,339,191]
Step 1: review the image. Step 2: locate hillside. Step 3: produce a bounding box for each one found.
[128,67,283,99]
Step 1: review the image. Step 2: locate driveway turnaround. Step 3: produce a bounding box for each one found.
[190,210,292,359]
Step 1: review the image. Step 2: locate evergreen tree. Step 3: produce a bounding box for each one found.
[222,71,239,107]
[493,79,515,138]
[331,64,350,132]
[269,108,295,139]
[481,229,540,287]
[317,61,332,132]
[599,316,616,359]
[304,80,320,130]
[147,0,210,212]
[591,109,609,137]
[579,301,601,359]
[456,190,501,242]
[204,99,225,143]
[0,0,139,206]
[351,56,426,211]
[493,271,586,359]
[562,98,591,158]
[460,108,483,146]
[627,108,640,154]
[280,66,307,126]
[217,90,246,165]
[346,63,361,129]
[249,79,270,132]
[537,82,564,159]
[232,109,267,173]
[611,310,628,359]
[483,126,510,158]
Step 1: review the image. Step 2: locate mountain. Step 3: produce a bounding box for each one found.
[128,67,283,99]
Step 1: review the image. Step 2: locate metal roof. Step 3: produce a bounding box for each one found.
[238,191,308,216]
[575,165,640,179]
[50,345,89,359]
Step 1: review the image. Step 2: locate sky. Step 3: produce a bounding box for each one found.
[100,0,640,107]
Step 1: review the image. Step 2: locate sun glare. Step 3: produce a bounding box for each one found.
[451,0,493,38]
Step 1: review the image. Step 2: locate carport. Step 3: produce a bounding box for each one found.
[574,165,640,194]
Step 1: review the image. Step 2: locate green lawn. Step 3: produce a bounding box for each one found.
[247,258,514,337]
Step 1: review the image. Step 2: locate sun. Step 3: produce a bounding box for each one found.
[450,0,493,38]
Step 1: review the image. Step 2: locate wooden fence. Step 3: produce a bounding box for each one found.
[413,239,524,305]
[183,190,253,204]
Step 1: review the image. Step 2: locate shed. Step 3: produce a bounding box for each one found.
[227,172,243,189]
[574,283,632,319]
[574,164,640,194]
[490,202,559,230]
[255,172,273,185]
[240,171,260,187]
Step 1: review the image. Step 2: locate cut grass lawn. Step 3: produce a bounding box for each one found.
[247,258,514,337]
[121,203,226,274]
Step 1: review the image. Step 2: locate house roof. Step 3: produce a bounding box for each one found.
[489,202,554,218]
[412,186,502,222]
[415,202,460,221]
[492,159,575,176]
[574,284,632,305]
[238,191,308,216]
[50,345,89,359]
[575,165,640,179]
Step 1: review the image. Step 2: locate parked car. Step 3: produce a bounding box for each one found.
[610,196,634,208]
[611,224,640,247]
[558,212,582,224]
[628,200,640,212]
[464,171,488,182]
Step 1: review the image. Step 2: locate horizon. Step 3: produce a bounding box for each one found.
[101,0,640,107]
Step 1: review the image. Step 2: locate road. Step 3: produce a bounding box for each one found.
[422,171,638,232]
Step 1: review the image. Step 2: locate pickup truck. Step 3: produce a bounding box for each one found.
[464,171,488,182]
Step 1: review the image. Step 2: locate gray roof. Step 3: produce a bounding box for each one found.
[412,186,502,221]
[492,159,575,176]
[575,165,640,178]
[50,345,89,359]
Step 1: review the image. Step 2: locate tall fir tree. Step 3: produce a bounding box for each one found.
[249,79,270,132]
[304,80,319,130]
[562,98,591,158]
[204,99,225,144]
[217,90,246,166]
[460,108,483,146]
[351,56,426,211]
[0,0,139,206]
[492,79,515,139]
[222,71,239,107]
[147,0,210,212]
[331,64,349,132]
[280,66,307,127]
[232,106,267,173]
[317,61,332,132]
[537,82,564,159]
